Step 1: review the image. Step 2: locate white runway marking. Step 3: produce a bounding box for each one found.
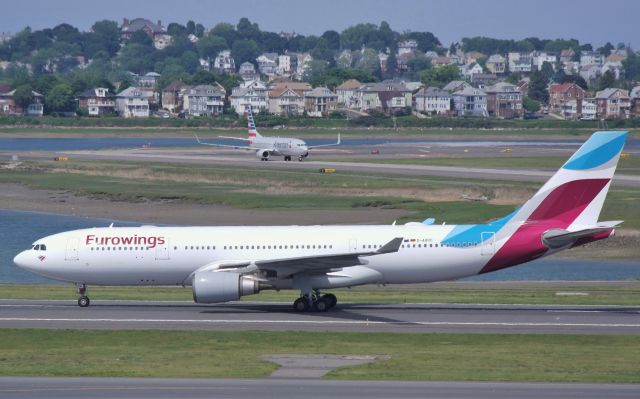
[1,318,639,328]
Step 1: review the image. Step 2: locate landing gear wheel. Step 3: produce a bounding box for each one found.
[314,297,330,312]
[298,156,304,162]
[284,156,291,161]
[78,296,90,307]
[322,293,337,308]
[293,297,310,312]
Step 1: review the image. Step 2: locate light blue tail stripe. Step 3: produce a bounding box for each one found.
[563,131,627,170]
[441,210,518,245]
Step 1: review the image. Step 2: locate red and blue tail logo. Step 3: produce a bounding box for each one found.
[479,131,628,273]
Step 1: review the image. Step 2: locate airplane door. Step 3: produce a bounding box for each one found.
[481,232,495,256]
[65,237,79,261]
[349,239,358,252]
[155,238,170,260]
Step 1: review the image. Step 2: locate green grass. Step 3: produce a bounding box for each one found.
[2,283,639,306]
[330,155,640,175]
[0,329,638,382]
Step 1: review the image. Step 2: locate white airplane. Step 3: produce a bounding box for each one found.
[14,131,627,311]
[195,108,341,162]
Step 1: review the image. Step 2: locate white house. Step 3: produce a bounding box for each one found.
[214,50,236,74]
[581,98,597,120]
[508,52,532,73]
[230,79,268,114]
[580,51,604,67]
[183,85,225,116]
[460,63,483,79]
[336,79,361,108]
[532,51,557,71]
[295,53,313,80]
[414,87,451,114]
[115,87,151,118]
[452,87,487,117]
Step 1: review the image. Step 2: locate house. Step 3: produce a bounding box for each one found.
[562,61,580,75]
[560,49,575,64]
[579,64,602,84]
[137,72,160,88]
[596,88,631,119]
[442,80,472,93]
[336,79,361,108]
[484,82,522,119]
[581,98,597,120]
[431,56,453,67]
[517,78,530,96]
[213,50,236,74]
[267,86,304,115]
[549,83,587,117]
[531,51,557,71]
[414,87,451,115]
[256,53,278,76]
[486,54,506,74]
[460,63,483,79]
[0,88,44,116]
[266,79,314,115]
[355,81,413,113]
[470,73,497,86]
[508,52,532,73]
[601,61,624,80]
[304,87,337,117]
[230,79,268,114]
[580,51,604,66]
[76,87,116,116]
[398,40,418,56]
[120,18,171,50]
[630,86,640,117]
[452,87,487,117]
[115,87,151,118]
[161,80,189,113]
[295,53,313,80]
[465,51,484,64]
[239,62,257,80]
[277,54,294,75]
[183,85,225,116]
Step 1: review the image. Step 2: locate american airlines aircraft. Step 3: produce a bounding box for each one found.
[195,108,341,161]
[14,131,627,311]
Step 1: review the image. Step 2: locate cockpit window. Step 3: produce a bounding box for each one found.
[33,244,46,251]
[40,244,46,251]
[33,245,40,251]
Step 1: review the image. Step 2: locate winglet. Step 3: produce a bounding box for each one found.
[377,237,403,254]
[194,134,201,144]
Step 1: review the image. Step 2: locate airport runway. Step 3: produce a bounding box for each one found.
[1,377,639,399]
[1,299,639,335]
[52,148,640,187]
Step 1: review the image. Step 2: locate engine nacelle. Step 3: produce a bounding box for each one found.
[192,271,260,303]
[256,149,270,160]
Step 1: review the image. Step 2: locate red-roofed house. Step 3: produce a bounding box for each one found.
[549,83,587,118]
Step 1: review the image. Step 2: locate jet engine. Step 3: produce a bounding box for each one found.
[256,149,270,160]
[192,271,260,303]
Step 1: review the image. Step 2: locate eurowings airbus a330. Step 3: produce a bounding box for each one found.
[195,108,340,162]
[14,131,627,311]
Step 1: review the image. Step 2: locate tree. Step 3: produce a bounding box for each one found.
[420,64,460,87]
[560,74,588,90]
[303,59,328,85]
[186,20,196,36]
[13,85,34,110]
[231,39,260,68]
[597,42,614,57]
[597,70,615,91]
[197,35,228,63]
[128,30,153,47]
[89,20,120,57]
[354,48,381,78]
[406,56,431,74]
[45,83,76,113]
[622,52,640,81]
[236,18,260,41]
[540,61,555,82]
[321,30,340,50]
[195,24,205,38]
[384,51,397,79]
[210,23,236,47]
[523,97,541,112]
[167,23,187,37]
[528,70,549,104]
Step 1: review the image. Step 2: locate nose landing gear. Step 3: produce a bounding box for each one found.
[76,283,90,307]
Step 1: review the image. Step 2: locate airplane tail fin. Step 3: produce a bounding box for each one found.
[480,131,628,273]
[245,108,262,140]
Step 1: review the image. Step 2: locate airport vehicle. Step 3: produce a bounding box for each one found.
[14,131,627,311]
[195,108,340,162]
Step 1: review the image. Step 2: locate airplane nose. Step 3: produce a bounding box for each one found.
[13,250,33,271]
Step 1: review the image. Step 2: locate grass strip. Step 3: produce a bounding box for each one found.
[2,284,639,306]
[0,329,638,382]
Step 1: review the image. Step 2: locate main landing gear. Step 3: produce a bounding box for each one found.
[284,156,291,161]
[76,283,90,307]
[293,291,337,312]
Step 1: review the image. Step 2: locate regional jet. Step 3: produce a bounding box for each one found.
[15,131,627,311]
[195,108,340,162]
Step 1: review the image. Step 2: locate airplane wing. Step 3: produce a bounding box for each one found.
[194,134,255,150]
[182,237,402,284]
[197,237,402,277]
[308,134,341,149]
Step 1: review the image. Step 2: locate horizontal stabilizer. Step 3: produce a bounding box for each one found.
[542,223,621,249]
